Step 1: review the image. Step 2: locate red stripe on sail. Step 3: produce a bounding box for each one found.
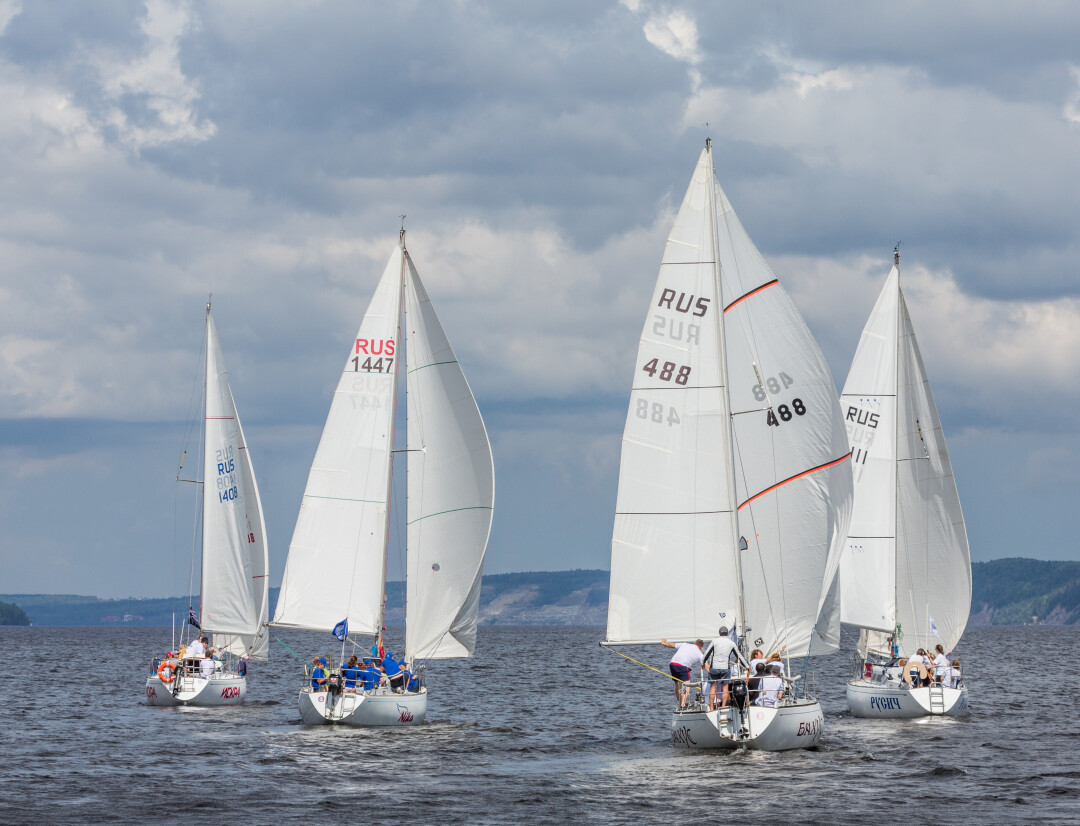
[737,453,851,511]
[724,279,778,313]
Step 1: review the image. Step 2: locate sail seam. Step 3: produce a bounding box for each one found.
[723,279,779,313]
[737,453,852,510]
[303,495,385,503]
[615,510,732,515]
[407,505,493,525]
[408,360,457,374]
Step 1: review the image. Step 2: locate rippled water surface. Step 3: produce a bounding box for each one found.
[0,625,1077,824]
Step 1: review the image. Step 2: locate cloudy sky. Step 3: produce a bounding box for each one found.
[1,0,1077,598]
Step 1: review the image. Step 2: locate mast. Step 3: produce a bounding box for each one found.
[891,243,901,654]
[376,225,408,643]
[191,299,211,645]
[704,137,749,643]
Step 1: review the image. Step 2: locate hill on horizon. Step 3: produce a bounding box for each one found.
[5,558,1080,628]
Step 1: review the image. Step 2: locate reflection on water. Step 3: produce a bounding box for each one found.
[0,624,1077,824]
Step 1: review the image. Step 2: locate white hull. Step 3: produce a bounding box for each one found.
[144,671,246,707]
[671,699,824,751]
[847,678,969,718]
[298,686,427,727]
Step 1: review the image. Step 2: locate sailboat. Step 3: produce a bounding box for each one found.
[840,248,971,718]
[271,228,494,727]
[145,303,270,707]
[603,140,854,751]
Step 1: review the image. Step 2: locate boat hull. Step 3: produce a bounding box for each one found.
[846,679,969,718]
[144,672,246,707]
[298,687,427,727]
[671,699,823,751]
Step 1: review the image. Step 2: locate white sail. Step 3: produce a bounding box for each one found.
[199,308,270,660]
[839,265,971,655]
[273,249,403,634]
[403,251,494,661]
[606,144,853,657]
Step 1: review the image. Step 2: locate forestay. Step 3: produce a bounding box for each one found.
[199,309,269,660]
[840,265,970,655]
[606,144,853,658]
[403,251,494,661]
[273,249,403,634]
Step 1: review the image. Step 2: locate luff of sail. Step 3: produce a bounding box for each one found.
[199,308,270,660]
[605,144,853,658]
[839,265,971,655]
[273,248,403,634]
[403,250,494,661]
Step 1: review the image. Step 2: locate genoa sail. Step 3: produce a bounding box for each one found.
[199,308,270,660]
[839,263,971,655]
[605,143,853,658]
[402,251,494,661]
[273,248,403,634]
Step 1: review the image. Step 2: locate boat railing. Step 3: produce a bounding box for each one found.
[298,661,426,696]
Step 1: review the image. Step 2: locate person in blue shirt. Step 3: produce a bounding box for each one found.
[311,657,328,691]
[341,655,361,692]
[360,658,380,691]
[383,651,406,692]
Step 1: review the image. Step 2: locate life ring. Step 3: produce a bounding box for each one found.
[902,661,928,684]
[158,661,177,684]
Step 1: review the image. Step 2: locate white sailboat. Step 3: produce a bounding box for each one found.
[840,248,971,718]
[145,303,270,707]
[603,140,854,751]
[271,229,494,727]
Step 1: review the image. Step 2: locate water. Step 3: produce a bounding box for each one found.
[0,625,1077,824]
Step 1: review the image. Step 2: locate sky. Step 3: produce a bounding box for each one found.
[1,1,1078,598]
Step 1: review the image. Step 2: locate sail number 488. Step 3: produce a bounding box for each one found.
[642,359,690,384]
[636,399,680,426]
[767,399,806,427]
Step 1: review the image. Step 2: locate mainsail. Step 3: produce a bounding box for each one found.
[273,249,403,634]
[839,262,971,656]
[605,142,853,658]
[403,252,494,661]
[199,307,270,661]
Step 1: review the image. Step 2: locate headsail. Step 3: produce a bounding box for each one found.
[402,249,494,661]
[839,264,971,655]
[605,144,853,658]
[199,308,270,660]
[273,248,403,634]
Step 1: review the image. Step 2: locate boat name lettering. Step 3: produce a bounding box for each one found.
[145,685,157,698]
[846,406,879,428]
[221,686,241,699]
[351,356,394,374]
[355,338,396,356]
[657,289,710,317]
[766,399,806,427]
[642,359,691,385]
[671,725,697,746]
[397,704,414,723]
[869,696,902,711]
[652,314,701,344]
[797,717,823,736]
[635,399,681,427]
[752,373,795,401]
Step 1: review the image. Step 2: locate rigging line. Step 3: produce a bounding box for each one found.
[602,646,700,686]
[737,453,853,511]
[723,279,779,313]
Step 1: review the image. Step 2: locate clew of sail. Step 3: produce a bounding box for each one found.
[605,145,853,658]
[403,251,494,661]
[200,309,269,660]
[273,248,403,635]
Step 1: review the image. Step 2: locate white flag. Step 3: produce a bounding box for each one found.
[929,616,939,637]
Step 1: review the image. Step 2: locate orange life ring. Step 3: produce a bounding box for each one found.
[902,661,928,684]
[158,661,177,684]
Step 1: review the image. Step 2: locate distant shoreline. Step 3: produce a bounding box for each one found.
[4,559,1079,627]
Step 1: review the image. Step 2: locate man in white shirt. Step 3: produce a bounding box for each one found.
[932,645,950,683]
[758,665,784,707]
[186,636,206,659]
[660,638,704,709]
[702,626,749,710]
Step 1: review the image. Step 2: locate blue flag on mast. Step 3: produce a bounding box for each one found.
[332,618,348,641]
